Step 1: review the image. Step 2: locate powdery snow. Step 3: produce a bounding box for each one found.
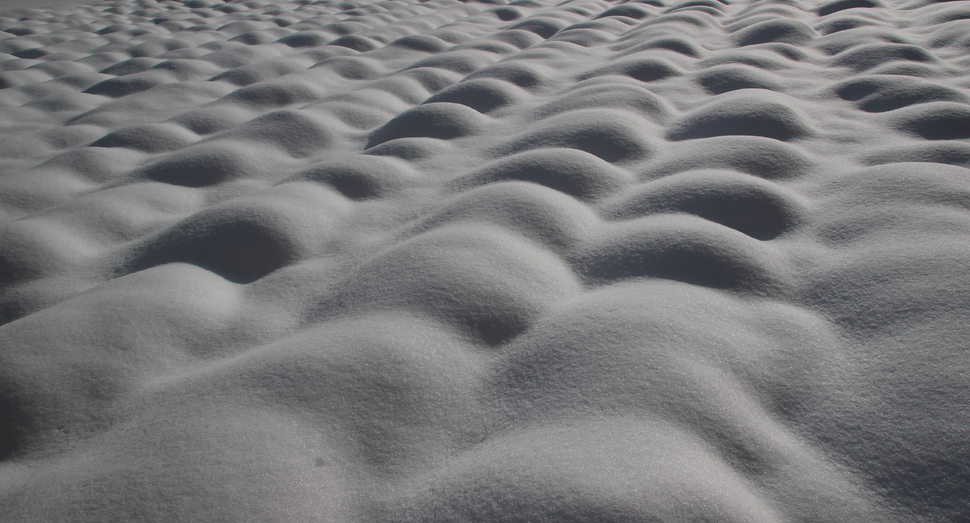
[0,0,968,520]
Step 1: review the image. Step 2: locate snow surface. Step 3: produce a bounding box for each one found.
[0,0,968,520]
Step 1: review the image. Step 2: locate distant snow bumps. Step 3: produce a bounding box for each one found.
[1,0,969,521]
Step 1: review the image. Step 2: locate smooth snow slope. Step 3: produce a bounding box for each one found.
[0,0,968,520]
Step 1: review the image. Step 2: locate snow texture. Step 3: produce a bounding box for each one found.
[0,0,968,520]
